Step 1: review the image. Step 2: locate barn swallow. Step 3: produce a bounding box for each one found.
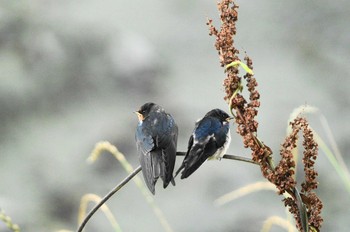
[135,102,178,194]
[175,109,232,179]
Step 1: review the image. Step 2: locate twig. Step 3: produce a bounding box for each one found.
[77,151,257,232]
[89,141,173,232]
[176,152,257,165]
[76,166,142,232]
[222,154,258,165]
[78,194,121,232]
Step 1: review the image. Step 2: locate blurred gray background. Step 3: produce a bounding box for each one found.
[1,0,349,231]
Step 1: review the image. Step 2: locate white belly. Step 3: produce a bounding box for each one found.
[208,129,231,160]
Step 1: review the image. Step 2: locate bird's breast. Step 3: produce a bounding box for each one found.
[209,129,231,160]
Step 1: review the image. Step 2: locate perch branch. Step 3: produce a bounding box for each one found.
[176,152,258,165]
[76,166,142,232]
[76,151,256,232]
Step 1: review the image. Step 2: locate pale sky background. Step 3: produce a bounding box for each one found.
[1,0,349,231]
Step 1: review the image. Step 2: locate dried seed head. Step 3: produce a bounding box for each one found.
[208,1,322,231]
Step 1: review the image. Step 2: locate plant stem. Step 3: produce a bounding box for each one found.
[76,166,142,232]
[77,151,257,232]
[222,154,258,165]
[176,152,257,165]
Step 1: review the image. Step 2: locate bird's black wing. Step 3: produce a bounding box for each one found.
[180,137,217,179]
[135,125,158,194]
[136,112,178,193]
[179,117,223,178]
[154,113,178,188]
[175,134,193,178]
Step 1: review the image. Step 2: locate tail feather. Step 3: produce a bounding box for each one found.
[177,148,208,179]
[139,153,157,195]
[160,143,176,188]
[179,162,201,179]
[174,163,185,179]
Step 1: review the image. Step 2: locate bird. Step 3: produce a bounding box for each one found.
[135,102,178,194]
[175,109,232,179]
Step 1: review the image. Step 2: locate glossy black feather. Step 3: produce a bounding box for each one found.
[176,109,231,179]
[135,103,178,194]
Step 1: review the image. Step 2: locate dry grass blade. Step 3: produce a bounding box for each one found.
[78,194,121,232]
[77,166,141,232]
[0,208,20,232]
[88,141,173,232]
[313,131,350,194]
[261,216,297,232]
[318,114,350,176]
[214,181,277,207]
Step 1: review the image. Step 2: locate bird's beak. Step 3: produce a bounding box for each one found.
[225,116,234,122]
[134,111,144,122]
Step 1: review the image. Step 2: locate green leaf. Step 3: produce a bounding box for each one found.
[226,60,254,75]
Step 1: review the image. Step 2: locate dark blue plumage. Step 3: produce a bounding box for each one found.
[176,109,232,179]
[135,103,178,194]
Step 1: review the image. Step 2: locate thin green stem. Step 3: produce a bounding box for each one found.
[226,60,254,75]
[228,82,243,117]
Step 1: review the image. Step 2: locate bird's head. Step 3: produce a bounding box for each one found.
[205,109,233,123]
[135,102,159,122]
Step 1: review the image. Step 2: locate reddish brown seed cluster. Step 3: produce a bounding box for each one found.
[307,192,324,230]
[207,1,241,102]
[208,0,268,175]
[282,117,323,231]
[284,197,303,231]
[208,0,323,231]
[301,122,319,193]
